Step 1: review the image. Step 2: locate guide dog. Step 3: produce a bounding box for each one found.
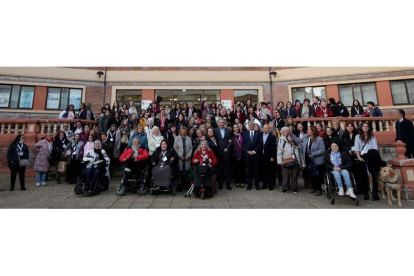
[378,167,403,208]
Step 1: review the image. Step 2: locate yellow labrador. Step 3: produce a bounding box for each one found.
[378,167,402,208]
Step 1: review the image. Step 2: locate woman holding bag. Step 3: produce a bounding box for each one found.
[7,134,29,191]
[52,131,69,184]
[277,127,301,194]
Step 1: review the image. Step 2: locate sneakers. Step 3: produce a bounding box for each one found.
[36,183,41,187]
[41,182,46,186]
[347,188,357,199]
[293,189,298,194]
[338,187,345,196]
[282,189,288,194]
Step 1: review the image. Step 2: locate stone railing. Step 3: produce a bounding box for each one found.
[0,119,97,136]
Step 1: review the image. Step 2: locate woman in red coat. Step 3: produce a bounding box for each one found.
[119,137,149,178]
[192,140,217,167]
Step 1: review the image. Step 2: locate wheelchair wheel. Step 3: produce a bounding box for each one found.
[116,184,125,196]
[94,185,102,195]
[139,186,147,195]
[200,192,205,200]
[74,184,83,195]
[324,172,335,204]
[102,177,109,191]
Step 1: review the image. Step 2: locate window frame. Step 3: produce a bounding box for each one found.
[155,90,221,108]
[390,79,414,105]
[233,89,258,104]
[338,82,378,107]
[291,86,327,103]
[45,86,84,110]
[0,83,35,109]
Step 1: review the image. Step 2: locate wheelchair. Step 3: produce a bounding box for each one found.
[116,158,148,196]
[322,170,359,206]
[74,161,109,196]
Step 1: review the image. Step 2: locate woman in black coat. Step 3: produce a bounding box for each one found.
[150,140,178,186]
[53,131,69,184]
[350,100,364,117]
[337,101,349,117]
[7,134,29,191]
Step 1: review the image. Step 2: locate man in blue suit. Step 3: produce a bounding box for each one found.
[242,121,263,190]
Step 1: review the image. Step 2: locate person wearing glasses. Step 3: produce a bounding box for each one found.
[7,134,29,191]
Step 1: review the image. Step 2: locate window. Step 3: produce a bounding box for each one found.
[0,84,35,109]
[234,90,258,104]
[390,80,414,105]
[116,90,142,110]
[291,86,326,103]
[338,82,378,106]
[155,90,221,108]
[46,87,83,110]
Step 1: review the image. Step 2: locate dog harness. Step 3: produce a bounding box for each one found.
[383,180,398,191]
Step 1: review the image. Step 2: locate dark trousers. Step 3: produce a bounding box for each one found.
[355,161,379,194]
[10,166,26,189]
[67,160,80,184]
[232,158,245,184]
[260,157,274,188]
[282,164,300,190]
[245,157,259,187]
[217,152,232,186]
[302,168,312,188]
[271,163,283,186]
[85,167,101,186]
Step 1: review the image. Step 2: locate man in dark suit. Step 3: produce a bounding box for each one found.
[395,109,414,158]
[242,121,263,190]
[213,118,233,190]
[259,124,276,190]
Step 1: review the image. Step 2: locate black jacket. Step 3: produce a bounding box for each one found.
[395,118,414,151]
[328,104,340,117]
[261,133,276,160]
[102,139,114,159]
[351,106,364,117]
[324,136,341,150]
[7,142,29,168]
[340,133,356,153]
[52,138,69,161]
[273,118,285,130]
[339,107,349,117]
[150,148,178,169]
[324,150,353,171]
[206,137,220,158]
[163,130,177,148]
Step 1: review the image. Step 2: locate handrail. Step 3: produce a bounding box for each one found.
[0,119,97,124]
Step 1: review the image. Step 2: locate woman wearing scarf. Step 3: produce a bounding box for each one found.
[64,133,84,184]
[120,137,149,182]
[33,133,54,187]
[231,124,245,188]
[324,142,356,198]
[82,140,110,189]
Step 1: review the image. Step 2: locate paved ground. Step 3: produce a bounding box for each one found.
[0,173,413,209]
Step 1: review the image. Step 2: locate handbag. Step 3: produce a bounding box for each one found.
[57,161,67,173]
[354,142,366,164]
[282,141,298,168]
[308,159,319,176]
[19,159,29,167]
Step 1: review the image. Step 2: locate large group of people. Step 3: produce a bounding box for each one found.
[6,95,414,203]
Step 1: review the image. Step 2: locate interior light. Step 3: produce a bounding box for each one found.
[183,89,186,92]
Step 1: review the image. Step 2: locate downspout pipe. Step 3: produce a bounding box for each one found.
[102,67,107,107]
[268,67,274,106]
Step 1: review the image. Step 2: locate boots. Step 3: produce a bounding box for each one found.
[347,188,356,199]
[338,187,345,196]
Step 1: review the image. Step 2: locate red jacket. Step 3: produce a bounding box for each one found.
[234,112,246,124]
[315,107,333,117]
[192,149,217,167]
[119,147,149,162]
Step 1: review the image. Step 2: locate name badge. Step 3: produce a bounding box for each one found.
[351,146,355,151]
[292,155,296,159]
[63,144,66,149]
[110,138,114,142]
[72,151,77,155]
[18,151,23,156]
[324,114,328,117]
[162,157,167,162]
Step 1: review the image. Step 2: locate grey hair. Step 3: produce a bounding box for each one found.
[94,140,102,149]
[281,126,289,134]
[152,126,160,133]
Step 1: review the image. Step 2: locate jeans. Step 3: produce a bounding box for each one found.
[330,169,352,189]
[36,172,47,183]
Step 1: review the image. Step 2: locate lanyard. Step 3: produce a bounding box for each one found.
[17,143,23,151]
[73,141,78,151]
[322,108,327,114]
[275,118,281,127]
[109,131,115,138]
[355,107,360,115]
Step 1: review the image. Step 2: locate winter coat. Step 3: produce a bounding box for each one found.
[98,116,110,134]
[315,107,333,117]
[148,134,164,156]
[324,150,353,171]
[340,133,356,154]
[277,136,301,166]
[294,135,325,167]
[192,149,218,167]
[7,142,29,168]
[396,118,414,155]
[339,107,349,117]
[52,138,69,161]
[107,129,121,158]
[33,139,53,172]
[351,106,364,117]
[283,107,297,119]
[119,146,149,163]
[173,136,193,171]
[150,148,178,171]
[64,140,84,165]
[231,132,243,160]
[324,136,341,150]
